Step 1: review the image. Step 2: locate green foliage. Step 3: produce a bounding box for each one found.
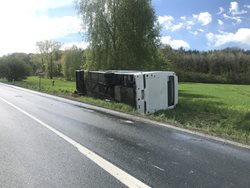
[7,53,35,73]
[36,40,62,79]
[0,56,31,81]
[177,71,227,83]
[62,46,84,80]
[30,53,45,74]
[1,76,76,95]
[0,62,8,78]
[161,46,250,84]
[77,0,160,70]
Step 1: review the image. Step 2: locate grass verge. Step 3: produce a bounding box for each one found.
[0,77,135,114]
[1,76,250,144]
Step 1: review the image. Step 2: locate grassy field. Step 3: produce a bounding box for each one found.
[1,76,250,144]
[153,83,250,143]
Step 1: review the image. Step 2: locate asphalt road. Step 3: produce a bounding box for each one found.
[0,83,250,188]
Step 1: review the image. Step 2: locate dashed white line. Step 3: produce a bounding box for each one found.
[0,96,150,188]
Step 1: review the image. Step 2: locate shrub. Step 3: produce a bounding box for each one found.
[0,56,31,81]
[176,71,227,83]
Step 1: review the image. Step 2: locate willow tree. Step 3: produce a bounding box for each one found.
[77,0,160,70]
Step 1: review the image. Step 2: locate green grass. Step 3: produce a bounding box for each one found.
[0,76,135,113]
[6,76,76,95]
[152,83,250,143]
[1,76,250,144]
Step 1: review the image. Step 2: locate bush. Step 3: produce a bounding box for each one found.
[0,56,31,81]
[177,71,227,83]
[175,70,250,84]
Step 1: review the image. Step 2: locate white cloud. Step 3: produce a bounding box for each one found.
[189,28,204,36]
[180,16,186,21]
[193,12,212,26]
[206,28,250,47]
[158,15,176,31]
[217,7,224,15]
[159,14,201,32]
[186,21,195,26]
[161,36,190,49]
[186,21,195,30]
[33,0,74,11]
[0,0,82,56]
[158,16,186,31]
[36,16,81,39]
[244,5,250,9]
[63,41,89,50]
[230,2,239,14]
[229,2,247,15]
[221,2,248,25]
[190,31,198,35]
[158,16,174,25]
[171,23,184,31]
[223,13,242,24]
[158,15,198,32]
[218,19,224,25]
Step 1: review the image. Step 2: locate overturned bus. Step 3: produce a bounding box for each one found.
[76,70,178,114]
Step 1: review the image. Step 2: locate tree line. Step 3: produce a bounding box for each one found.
[1,45,249,84]
[161,46,250,84]
[0,44,84,81]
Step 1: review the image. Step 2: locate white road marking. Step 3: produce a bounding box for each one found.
[85,109,94,113]
[122,120,134,124]
[108,137,115,141]
[189,170,194,174]
[152,165,165,172]
[0,96,150,188]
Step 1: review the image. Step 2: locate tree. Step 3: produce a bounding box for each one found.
[0,56,31,81]
[0,60,8,78]
[36,40,62,79]
[8,53,39,74]
[77,0,160,70]
[62,46,84,80]
[161,47,250,84]
[30,53,45,74]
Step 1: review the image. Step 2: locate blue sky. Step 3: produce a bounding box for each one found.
[0,0,249,56]
[153,0,250,50]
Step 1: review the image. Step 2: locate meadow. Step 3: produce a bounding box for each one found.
[2,76,250,144]
[153,83,250,143]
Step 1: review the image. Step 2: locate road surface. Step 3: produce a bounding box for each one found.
[0,83,250,188]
